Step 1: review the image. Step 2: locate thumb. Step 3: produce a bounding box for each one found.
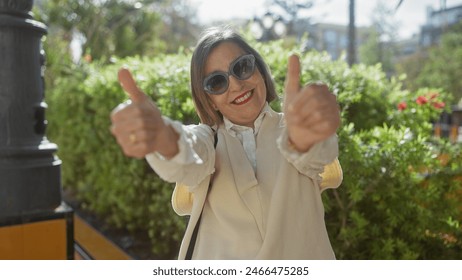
[118,67,148,103]
[284,54,301,99]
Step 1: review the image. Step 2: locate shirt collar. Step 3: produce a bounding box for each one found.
[223,102,271,136]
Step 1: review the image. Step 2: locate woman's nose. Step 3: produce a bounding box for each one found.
[228,75,243,92]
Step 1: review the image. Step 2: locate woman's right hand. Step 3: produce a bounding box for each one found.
[110,68,179,159]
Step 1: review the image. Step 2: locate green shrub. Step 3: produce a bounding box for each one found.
[46,40,462,259]
[325,125,462,259]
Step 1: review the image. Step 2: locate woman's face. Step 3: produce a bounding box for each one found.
[204,42,267,128]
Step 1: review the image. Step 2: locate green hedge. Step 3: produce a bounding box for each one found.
[46,40,462,259]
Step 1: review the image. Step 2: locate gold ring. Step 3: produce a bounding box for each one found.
[129,133,136,143]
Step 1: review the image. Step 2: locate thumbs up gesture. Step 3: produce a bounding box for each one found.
[283,55,340,153]
[110,68,179,159]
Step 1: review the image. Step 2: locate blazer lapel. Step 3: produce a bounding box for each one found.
[222,130,264,238]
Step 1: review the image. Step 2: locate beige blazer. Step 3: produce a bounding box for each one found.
[169,108,342,259]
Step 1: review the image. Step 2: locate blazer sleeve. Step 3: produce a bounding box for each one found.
[145,117,216,187]
[277,128,341,189]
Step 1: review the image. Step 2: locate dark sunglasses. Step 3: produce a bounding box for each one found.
[203,54,256,95]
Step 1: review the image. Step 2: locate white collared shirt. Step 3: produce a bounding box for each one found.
[223,104,270,172]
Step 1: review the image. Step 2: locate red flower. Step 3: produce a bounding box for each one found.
[416,96,428,105]
[432,101,445,109]
[397,101,407,111]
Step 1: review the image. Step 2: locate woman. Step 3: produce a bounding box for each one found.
[110,26,342,259]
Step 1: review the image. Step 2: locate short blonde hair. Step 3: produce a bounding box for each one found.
[190,26,278,126]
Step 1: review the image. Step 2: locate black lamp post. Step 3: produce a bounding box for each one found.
[0,0,72,259]
[0,0,62,217]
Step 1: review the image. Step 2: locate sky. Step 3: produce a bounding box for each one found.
[188,0,462,39]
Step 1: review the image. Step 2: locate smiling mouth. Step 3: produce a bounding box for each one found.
[232,90,254,105]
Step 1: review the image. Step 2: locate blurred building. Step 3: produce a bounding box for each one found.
[393,4,461,62]
[296,21,370,60]
[420,4,462,48]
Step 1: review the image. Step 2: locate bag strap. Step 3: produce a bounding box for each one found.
[185,128,218,260]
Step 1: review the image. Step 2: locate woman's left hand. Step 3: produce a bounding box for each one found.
[283,54,341,153]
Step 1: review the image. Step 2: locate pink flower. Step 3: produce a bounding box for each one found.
[432,101,445,109]
[397,101,407,111]
[416,96,428,105]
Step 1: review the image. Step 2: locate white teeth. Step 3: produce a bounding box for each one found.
[234,91,252,104]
